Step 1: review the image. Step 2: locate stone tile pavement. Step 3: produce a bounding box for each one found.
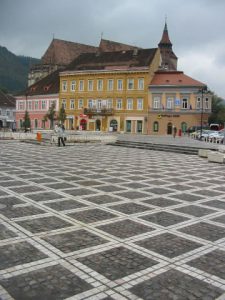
[0,141,225,299]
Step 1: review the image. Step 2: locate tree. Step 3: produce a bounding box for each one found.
[45,103,56,129]
[58,105,67,124]
[0,87,8,94]
[208,93,225,125]
[23,110,31,132]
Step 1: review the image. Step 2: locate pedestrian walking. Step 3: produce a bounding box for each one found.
[55,123,65,147]
[173,126,177,138]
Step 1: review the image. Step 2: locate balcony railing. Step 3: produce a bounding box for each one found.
[84,108,114,116]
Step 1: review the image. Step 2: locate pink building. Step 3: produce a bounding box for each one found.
[16,71,59,130]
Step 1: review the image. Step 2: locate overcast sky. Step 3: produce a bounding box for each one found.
[1,0,225,98]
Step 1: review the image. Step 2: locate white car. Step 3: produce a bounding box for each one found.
[208,131,224,143]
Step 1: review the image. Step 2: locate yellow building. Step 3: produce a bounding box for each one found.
[59,48,161,133]
[148,71,211,135]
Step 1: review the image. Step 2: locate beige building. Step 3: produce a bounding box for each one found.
[148,70,211,135]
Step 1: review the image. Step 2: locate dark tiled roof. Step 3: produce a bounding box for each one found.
[18,71,60,96]
[41,39,98,65]
[65,48,158,71]
[0,90,16,107]
[99,39,139,52]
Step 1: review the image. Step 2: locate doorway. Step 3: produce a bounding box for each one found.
[110,119,118,132]
[167,122,173,134]
[80,119,87,130]
[96,119,101,131]
[137,120,143,133]
[126,120,131,132]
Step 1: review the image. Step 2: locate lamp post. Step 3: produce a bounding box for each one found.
[199,86,207,140]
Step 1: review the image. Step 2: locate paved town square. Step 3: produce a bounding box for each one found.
[0,141,225,300]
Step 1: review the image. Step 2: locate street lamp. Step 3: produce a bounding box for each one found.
[199,86,207,140]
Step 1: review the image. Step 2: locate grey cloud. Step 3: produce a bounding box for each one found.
[0,0,225,97]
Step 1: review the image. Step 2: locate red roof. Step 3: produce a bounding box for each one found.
[150,71,205,87]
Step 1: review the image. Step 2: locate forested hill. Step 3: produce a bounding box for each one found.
[0,46,40,94]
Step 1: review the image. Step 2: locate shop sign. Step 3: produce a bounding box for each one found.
[158,114,180,119]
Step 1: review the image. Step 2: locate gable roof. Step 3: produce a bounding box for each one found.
[41,38,98,65]
[150,71,206,87]
[99,38,139,52]
[64,48,158,72]
[0,90,16,107]
[18,70,60,96]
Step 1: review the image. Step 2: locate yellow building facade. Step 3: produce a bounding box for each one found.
[59,48,161,133]
[148,71,212,135]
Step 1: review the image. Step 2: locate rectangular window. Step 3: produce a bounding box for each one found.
[116,99,122,110]
[166,97,173,109]
[127,78,134,90]
[28,101,32,111]
[205,97,209,109]
[79,80,84,91]
[19,101,24,110]
[78,99,83,109]
[41,100,46,110]
[153,96,160,109]
[137,98,143,110]
[138,78,144,90]
[62,99,67,109]
[127,98,133,110]
[107,79,114,91]
[88,99,94,108]
[70,99,75,109]
[107,99,113,108]
[6,110,10,116]
[196,97,201,109]
[117,79,123,90]
[182,98,188,109]
[62,80,67,92]
[35,100,39,110]
[71,80,76,91]
[97,79,103,91]
[88,80,94,91]
[49,100,56,108]
[97,99,102,109]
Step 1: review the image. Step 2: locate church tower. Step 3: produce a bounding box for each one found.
[158,22,178,70]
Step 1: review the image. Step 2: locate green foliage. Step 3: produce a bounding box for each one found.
[0,46,40,94]
[58,105,67,124]
[208,93,225,125]
[0,86,8,94]
[45,103,56,129]
[23,111,31,131]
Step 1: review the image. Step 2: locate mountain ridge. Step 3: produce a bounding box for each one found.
[0,46,40,94]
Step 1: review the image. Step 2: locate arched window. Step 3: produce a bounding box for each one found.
[181,122,187,133]
[153,121,159,132]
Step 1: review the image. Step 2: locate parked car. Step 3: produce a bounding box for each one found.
[190,130,210,140]
[208,131,224,143]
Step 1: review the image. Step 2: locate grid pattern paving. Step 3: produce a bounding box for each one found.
[0,141,225,299]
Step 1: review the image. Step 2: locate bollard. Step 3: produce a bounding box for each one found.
[36,132,42,142]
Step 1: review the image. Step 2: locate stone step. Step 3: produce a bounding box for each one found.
[108,141,200,155]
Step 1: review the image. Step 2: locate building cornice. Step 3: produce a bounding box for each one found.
[60,68,149,77]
